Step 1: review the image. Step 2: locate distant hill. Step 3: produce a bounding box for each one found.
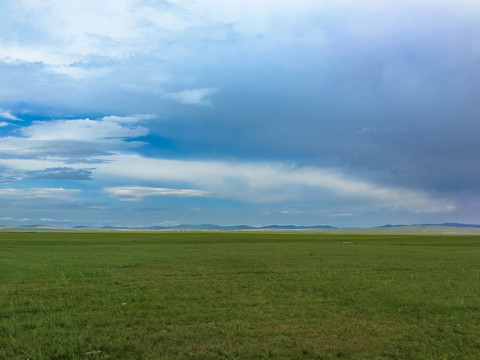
[378,223,480,229]
[428,223,480,228]
[259,225,336,230]
[148,224,336,231]
[1,223,480,234]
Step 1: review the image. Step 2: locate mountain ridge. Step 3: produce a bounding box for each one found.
[1,223,480,234]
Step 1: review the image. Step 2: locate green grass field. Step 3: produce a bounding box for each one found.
[1,232,480,360]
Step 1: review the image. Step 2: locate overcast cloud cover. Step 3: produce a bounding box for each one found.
[1,0,479,227]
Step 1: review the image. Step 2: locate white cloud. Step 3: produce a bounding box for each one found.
[155,220,181,227]
[101,114,156,123]
[0,147,456,213]
[333,213,353,217]
[49,65,112,80]
[0,216,31,221]
[40,217,74,222]
[0,45,74,67]
[169,0,329,35]
[0,114,151,158]
[0,148,430,210]
[104,186,208,201]
[0,158,72,172]
[22,115,149,141]
[2,0,478,81]
[165,87,217,106]
[0,0,140,63]
[0,0,325,80]
[0,0,209,80]
[0,122,9,127]
[280,209,305,215]
[0,188,81,200]
[0,110,20,121]
[0,109,456,213]
[94,154,456,213]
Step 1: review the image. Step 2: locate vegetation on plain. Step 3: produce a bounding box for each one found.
[1,232,480,359]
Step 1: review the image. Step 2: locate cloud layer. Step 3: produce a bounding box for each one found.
[104,186,208,201]
[0,115,150,159]
[0,115,455,215]
[1,0,479,226]
[0,188,80,200]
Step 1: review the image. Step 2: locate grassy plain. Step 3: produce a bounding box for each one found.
[1,232,480,360]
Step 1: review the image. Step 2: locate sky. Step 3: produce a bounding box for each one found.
[1,0,479,228]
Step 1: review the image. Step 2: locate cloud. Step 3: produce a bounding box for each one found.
[0,109,458,214]
[0,0,327,82]
[29,167,94,180]
[0,110,20,121]
[96,154,455,213]
[165,88,217,106]
[280,209,305,215]
[0,0,141,65]
[0,188,81,200]
[1,1,478,226]
[22,115,150,141]
[0,148,455,213]
[49,65,112,80]
[2,0,478,97]
[0,216,30,221]
[104,186,209,201]
[0,114,152,159]
[40,217,74,222]
[0,167,23,183]
[0,0,217,80]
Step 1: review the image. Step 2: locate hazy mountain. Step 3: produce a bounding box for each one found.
[2,223,480,234]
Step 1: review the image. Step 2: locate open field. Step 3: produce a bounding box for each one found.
[1,232,480,359]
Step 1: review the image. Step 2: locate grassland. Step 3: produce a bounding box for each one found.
[1,232,480,360]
